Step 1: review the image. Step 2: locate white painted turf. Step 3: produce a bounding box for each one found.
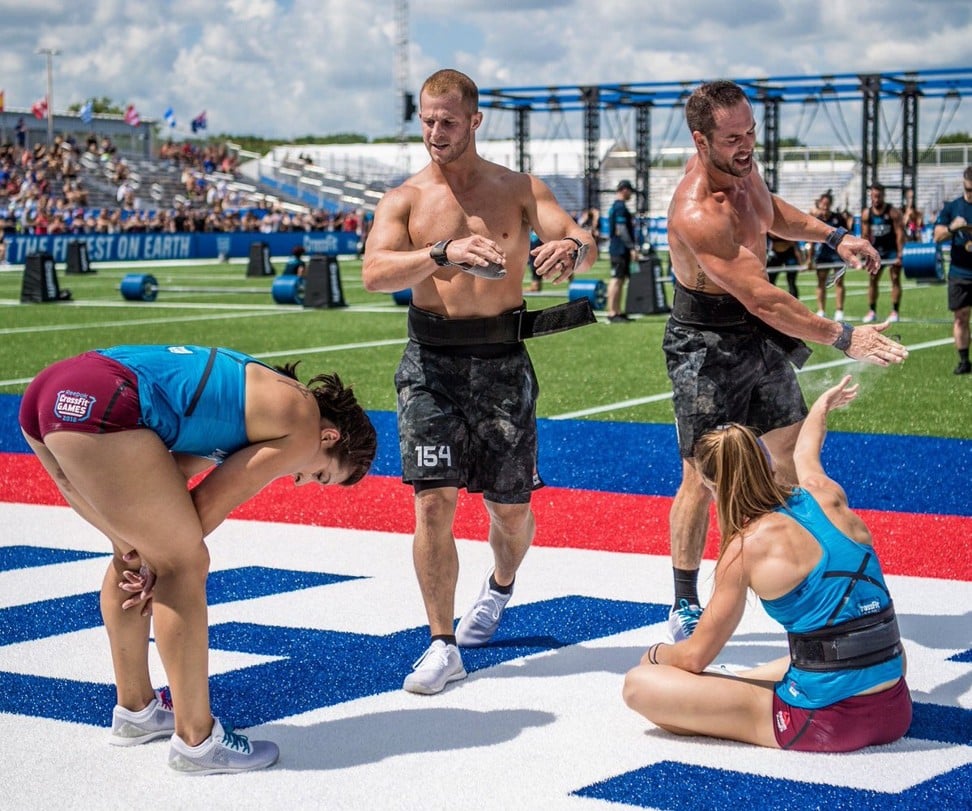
[1,502,969,810]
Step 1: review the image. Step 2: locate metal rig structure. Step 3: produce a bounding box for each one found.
[478,68,972,215]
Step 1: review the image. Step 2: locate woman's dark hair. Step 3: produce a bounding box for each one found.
[275,363,377,485]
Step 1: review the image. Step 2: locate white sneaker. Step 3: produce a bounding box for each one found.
[109,687,175,746]
[887,311,900,322]
[666,599,703,643]
[403,640,467,695]
[815,309,825,317]
[168,718,279,775]
[862,310,876,324]
[834,309,844,321]
[455,571,514,647]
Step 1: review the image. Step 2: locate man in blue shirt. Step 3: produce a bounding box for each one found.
[607,179,638,322]
[934,165,972,374]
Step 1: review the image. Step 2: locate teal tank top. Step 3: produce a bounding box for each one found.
[761,488,903,709]
[97,345,266,463]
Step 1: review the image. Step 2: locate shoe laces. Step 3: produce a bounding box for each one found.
[673,599,702,635]
[412,642,451,671]
[219,722,252,753]
[471,596,502,624]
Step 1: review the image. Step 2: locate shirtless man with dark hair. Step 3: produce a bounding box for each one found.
[661,80,908,642]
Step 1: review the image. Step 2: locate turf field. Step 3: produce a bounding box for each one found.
[0,255,968,439]
[0,256,970,809]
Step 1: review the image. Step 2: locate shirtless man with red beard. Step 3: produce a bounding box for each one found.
[659,80,907,643]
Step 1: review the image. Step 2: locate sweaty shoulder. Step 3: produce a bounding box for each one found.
[669,174,733,252]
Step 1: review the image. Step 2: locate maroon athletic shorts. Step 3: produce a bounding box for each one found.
[773,678,912,752]
[19,351,142,442]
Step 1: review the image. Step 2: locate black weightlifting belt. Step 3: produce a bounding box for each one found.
[671,279,750,327]
[787,602,902,672]
[670,280,812,369]
[407,299,596,347]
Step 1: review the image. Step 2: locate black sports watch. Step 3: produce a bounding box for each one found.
[825,227,848,251]
[564,236,589,271]
[832,321,854,353]
[430,239,453,267]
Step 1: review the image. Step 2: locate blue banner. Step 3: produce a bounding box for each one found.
[5,231,361,265]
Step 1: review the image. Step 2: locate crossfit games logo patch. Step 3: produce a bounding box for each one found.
[53,389,96,423]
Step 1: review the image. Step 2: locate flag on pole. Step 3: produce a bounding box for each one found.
[79,99,94,124]
[191,110,207,133]
[163,106,176,128]
[31,97,48,120]
[123,104,140,127]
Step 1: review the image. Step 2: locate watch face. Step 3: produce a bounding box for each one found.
[431,241,450,266]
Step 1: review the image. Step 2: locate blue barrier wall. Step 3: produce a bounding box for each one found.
[5,231,361,265]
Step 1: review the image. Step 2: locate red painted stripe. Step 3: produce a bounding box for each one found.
[2,453,968,581]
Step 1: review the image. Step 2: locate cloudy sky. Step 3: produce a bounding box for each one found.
[3,0,972,148]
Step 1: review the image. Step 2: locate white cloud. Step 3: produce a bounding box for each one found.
[0,0,968,145]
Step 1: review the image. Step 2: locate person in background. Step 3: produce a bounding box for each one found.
[933,165,972,375]
[578,206,601,247]
[527,231,544,292]
[860,182,905,323]
[283,245,307,276]
[809,191,851,320]
[903,188,925,243]
[607,180,638,323]
[766,235,805,299]
[19,345,376,774]
[623,376,911,753]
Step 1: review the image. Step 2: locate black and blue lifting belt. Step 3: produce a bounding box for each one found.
[787,602,902,672]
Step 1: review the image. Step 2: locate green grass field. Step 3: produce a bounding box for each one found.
[1,255,969,440]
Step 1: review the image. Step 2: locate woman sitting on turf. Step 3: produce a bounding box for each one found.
[623,375,911,752]
[19,345,376,774]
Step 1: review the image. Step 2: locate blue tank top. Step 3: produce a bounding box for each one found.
[867,204,898,257]
[761,488,903,709]
[97,345,265,463]
[814,211,846,265]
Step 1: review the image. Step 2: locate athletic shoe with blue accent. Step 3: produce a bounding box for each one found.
[109,687,175,746]
[403,639,467,695]
[456,571,514,647]
[168,718,279,775]
[667,599,703,643]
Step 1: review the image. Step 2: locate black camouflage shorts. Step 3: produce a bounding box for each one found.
[662,320,808,459]
[395,341,542,504]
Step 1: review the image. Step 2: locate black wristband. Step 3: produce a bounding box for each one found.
[832,321,854,353]
[430,239,453,267]
[825,227,848,251]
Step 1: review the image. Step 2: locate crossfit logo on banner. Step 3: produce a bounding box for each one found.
[53,389,96,423]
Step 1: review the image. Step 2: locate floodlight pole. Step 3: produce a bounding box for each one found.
[37,47,60,147]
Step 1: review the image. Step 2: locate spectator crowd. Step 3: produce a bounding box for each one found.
[0,133,369,253]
